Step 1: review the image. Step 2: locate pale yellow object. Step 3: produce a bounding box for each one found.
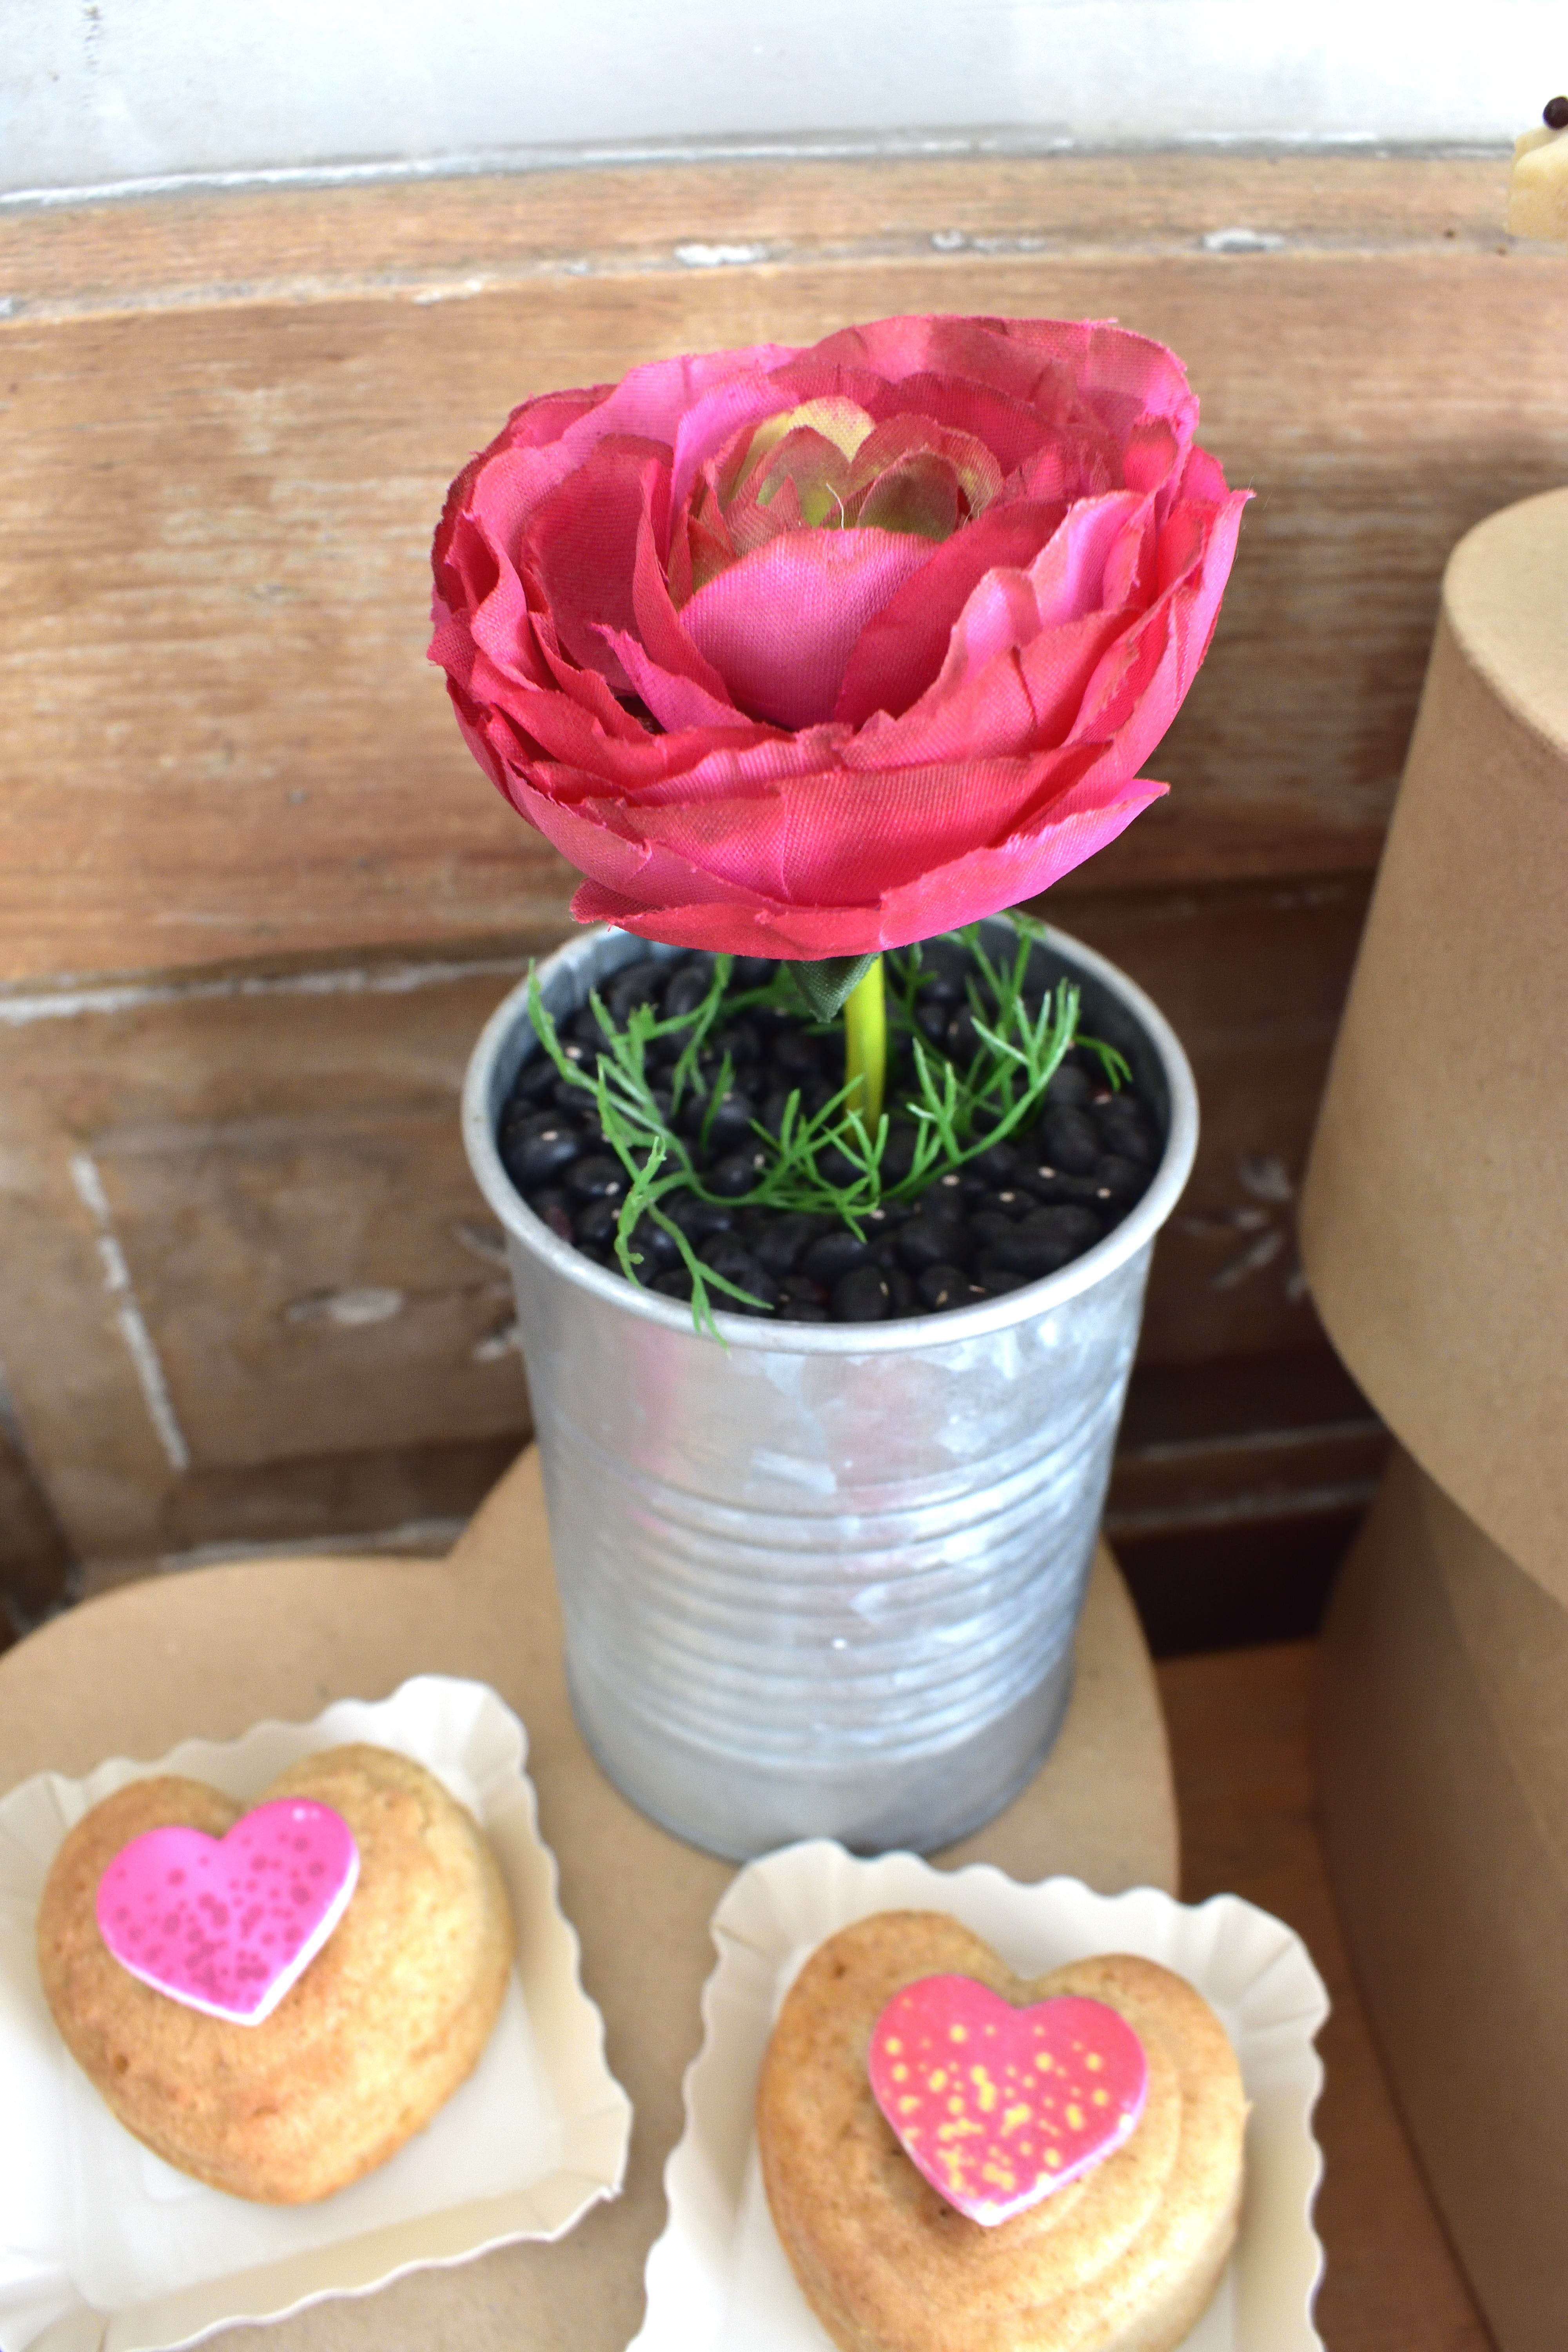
[1507,125,1568,240]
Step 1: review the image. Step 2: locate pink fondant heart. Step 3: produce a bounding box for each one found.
[95,1798,359,2026]
[867,1974,1148,2225]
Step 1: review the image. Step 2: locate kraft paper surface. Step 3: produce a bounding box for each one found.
[1299,485,1568,1606]
[1315,1445,1568,2352]
[0,1447,1176,2352]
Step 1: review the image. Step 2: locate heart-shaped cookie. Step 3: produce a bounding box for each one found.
[867,1976,1148,2223]
[96,1798,359,2025]
[757,1910,1246,2352]
[37,1744,514,2203]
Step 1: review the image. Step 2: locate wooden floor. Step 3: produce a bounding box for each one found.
[1157,1642,1494,2352]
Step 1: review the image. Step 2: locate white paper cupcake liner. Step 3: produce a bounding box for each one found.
[634,1840,1328,2352]
[0,1674,632,2352]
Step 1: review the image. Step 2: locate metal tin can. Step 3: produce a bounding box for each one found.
[463,924,1197,1859]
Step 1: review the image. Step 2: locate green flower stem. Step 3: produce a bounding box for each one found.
[844,955,887,1134]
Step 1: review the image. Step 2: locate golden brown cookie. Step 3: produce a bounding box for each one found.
[757,1911,1245,2352]
[36,1743,515,2203]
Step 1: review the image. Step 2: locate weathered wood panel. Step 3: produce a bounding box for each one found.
[7,151,1532,1617]
[0,956,536,1561]
[0,868,1372,1572]
[2,153,1563,984]
[0,1411,73,1632]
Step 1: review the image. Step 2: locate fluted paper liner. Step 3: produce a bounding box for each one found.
[1317,1449,1568,2352]
[632,1840,1328,2352]
[1299,486,1568,1605]
[0,1675,632,2352]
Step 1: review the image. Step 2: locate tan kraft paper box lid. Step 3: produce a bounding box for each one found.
[1299,486,1568,1605]
[1316,1444,1568,2352]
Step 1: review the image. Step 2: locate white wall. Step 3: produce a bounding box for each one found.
[2,0,1554,204]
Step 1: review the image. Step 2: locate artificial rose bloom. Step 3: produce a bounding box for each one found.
[430,314,1247,959]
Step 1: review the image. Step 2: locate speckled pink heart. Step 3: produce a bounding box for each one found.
[95,1798,359,2025]
[868,1976,1148,2225]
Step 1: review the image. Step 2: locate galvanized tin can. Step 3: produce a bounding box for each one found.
[463,924,1197,1860]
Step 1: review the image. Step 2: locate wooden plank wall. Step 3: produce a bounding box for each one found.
[1,151,1561,1646]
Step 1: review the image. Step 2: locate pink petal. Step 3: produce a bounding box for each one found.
[524,439,669,685]
[600,627,757,734]
[668,372,800,513]
[559,769,1169,960]
[681,528,933,730]
[855,606,1131,767]
[833,501,1067,726]
[554,342,798,464]
[630,507,733,701]
[1027,492,1149,627]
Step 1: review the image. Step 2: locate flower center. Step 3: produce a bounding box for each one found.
[673,399,1005,601]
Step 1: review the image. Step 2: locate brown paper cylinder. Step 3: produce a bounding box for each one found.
[1299,485,1568,1605]
[1316,1444,1568,2352]
[0,1448,1176,2352]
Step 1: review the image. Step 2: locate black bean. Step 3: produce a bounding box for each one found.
[565,1154,629,1203]
[1022,1203,1103,1253]
[662,1193,735,1241]
[800,1230,872,1286]
[915,1263,986,1313]
[698,1236,778,1311]
[1035,1105,1102,1174]
[754,1214,826,1278]
[501,1118,585,1189]
[713,1020,762,1066]
[770,1030,821,1079]
[884,1267,917,1316]
[775,1298,832,1322]
[1043,1063,1093,1108]
[777,1272,828,1308]
[653,1267,695,1301]
[525,1190,574,1243]
[831,1265,892,1321]
[974,1188,1031,1221]
[916,1001,950,1046]
[984,1230,1076,1281]
[1096,1125,1156,1172]
[870,1232,904,1270]
[569,1002,613,1047]
[683,1088,757,1154]
[606,958,668,1022]
[880,1122,921,1183]
[573,1198,622,1248]
[1094,1153,1152,1206]
[663,962,715,1020]
[973,1262,1033,1296]
[623,1215,680,1275]
[945,1005,981,1062]
[814,1145,861,1187]
[509,1053,562,1107]
[1024,1166,1104,1207]
[898,1216,973,1274]
[708,1147,769,1198]
[967,1210,1018,1252]
[971,1142,1024,1187]
[732,957,778,989]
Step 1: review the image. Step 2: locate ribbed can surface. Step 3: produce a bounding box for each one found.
[463,924,1196,1859]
